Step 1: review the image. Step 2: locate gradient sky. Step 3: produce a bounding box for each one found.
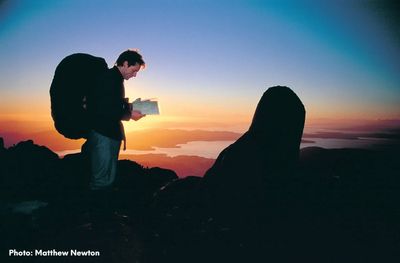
[1,0,400,137]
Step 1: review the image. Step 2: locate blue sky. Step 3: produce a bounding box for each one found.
[0,0,399,133]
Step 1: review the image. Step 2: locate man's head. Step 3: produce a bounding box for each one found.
[116,49,145,80]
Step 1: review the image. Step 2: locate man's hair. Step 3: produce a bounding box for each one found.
[116,49,145,68]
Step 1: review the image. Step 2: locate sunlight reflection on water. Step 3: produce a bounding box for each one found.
[125,140,234,159]
[56,137,394,159]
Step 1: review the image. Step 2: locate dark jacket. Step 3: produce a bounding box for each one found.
[87,66,131,141]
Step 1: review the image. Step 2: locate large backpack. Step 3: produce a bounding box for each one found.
[50,53,108,139]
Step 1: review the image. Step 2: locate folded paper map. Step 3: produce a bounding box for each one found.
[131,98,160,115]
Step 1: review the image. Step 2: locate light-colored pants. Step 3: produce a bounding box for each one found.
[85,130,121,190]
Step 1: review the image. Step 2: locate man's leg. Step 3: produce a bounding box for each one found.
[86,130,121,224]
[87,130,121,190]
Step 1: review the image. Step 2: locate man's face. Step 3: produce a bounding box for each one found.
[120,61,141,80]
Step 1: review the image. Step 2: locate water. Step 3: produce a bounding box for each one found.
[300,137,393,150]
[56,137,394,159]
[124,140,234,158]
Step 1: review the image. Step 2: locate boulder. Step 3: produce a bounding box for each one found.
[204,86,306,219]
[0,140,60,202]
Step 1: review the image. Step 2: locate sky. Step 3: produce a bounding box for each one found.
[0,0,400,147]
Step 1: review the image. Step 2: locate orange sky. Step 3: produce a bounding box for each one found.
[1,91,398,138]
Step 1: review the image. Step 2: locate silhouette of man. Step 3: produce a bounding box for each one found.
[83,49,146,221]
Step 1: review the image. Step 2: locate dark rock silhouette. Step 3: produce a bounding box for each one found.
[0,138,177,262]
[297,146,400,262]
[113,160,178,214]
[145,176,208,262]
[199,86,306,261]
[175,87,303,262]
[0,137,4,151]
[143,87,400,263]
[204,86,305,212]
[144,86,308,262]
[0,140,60,203]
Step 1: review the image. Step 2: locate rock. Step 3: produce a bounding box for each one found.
[204,86,306,219]
[113,160,178,214]
[145,86,308,262]
[1,140,60,202]
[145,176,208,262]
[148,167,178,189]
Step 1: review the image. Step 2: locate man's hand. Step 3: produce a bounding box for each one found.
[131,110,146,121]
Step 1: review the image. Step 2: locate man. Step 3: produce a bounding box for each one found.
[83,49,145,221]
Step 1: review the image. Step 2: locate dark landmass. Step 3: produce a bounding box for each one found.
[0,137,399,262]
[0,139,178,262]
[119,153,215,178]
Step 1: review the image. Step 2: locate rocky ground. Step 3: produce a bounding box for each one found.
[1,139,400,262]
